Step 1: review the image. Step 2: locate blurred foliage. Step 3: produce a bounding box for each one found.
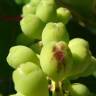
[0,0,21,95]
[60,0,96,33]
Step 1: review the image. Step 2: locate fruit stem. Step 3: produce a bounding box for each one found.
[62,79,73,96]
[51,80,64,96]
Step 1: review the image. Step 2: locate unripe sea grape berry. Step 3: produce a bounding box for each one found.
[30,0,41,6]
[79,56,96,77]
[56,7,71,24]
[68,38,89,49]
[71,83,91,96]
[20,14,45,40]
[40,41,73,81]
[42,22,69,45]
[36,0,56,23]
[13,62,49,96]
[6,45,39,68]
[22,3,36,17]
[22,0,42,17]
[68,38,91,76]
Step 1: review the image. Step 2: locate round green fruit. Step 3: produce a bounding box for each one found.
[6,45,39,68]
[40,41,73,81]
[56,7,71,24]
[80,56,96,77]
[36,0,56,23]
[68,38,91,76]
[22,3,36,17]
[42,22,69,45]
[20,14,45,40]
[30,0,41,6]
[68,38,89,49]
[13,62,49,96]
[22,0,42,17]
[71,83,91,96]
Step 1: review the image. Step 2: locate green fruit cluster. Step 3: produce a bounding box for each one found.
[7,0,96,96]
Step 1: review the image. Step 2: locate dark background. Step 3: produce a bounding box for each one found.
[0,0,21,95]
[0,0,96,95]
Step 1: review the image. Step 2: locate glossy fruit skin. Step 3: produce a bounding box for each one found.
[36,0,56,23]
[42,22,69,45]
[22,0,42,17]
[68,38,92,76]
[6,45,39,68]
[79,56,96,77]
[30,0,41,6]
[68,38,89,49]
[56,7,71,24]
[22,3,36,16]
[20,14,45,40]
[71,83,90,96]
[13,62,49,96]
[40,41,73,81]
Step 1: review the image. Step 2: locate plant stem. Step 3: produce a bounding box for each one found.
[51,81,64,96]
[62,80,73,96]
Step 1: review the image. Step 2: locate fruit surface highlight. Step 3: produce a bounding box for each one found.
[13,62,49,96]
[71,83,90,96]
[42,22,69,45]
[20,14,45,40]
[7,45,39,68]
[36,0,56,23]
[68,38,91,76]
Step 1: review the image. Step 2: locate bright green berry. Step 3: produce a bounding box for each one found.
[20,14,45,40]
[68,38,91,76]
[40,41,73,81]
[42,22,69,45]
[36,0,56,23]
[22,0,42,17]
[80,56,96,77]
[30,0,41,6]
[68,56,96,80]
[68,38,89,49]
[56,7,71,24]
[13,62,49,96]
[22,3,36,17]
[71,83,91,96]
[6,45,39,68]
